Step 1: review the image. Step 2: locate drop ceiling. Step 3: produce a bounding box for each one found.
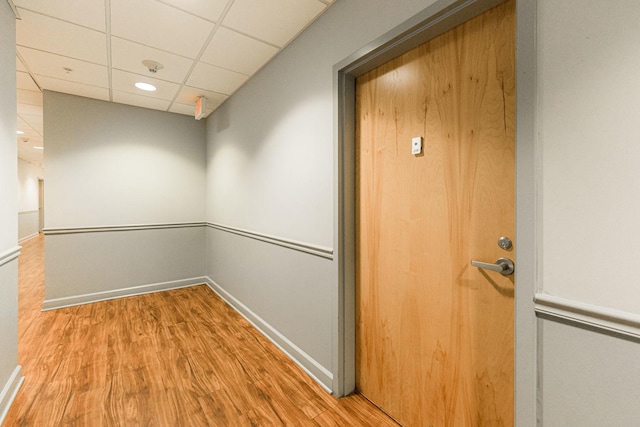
[12,0,336,166]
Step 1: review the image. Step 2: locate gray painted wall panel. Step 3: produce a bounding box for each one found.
[206,226,333,373]
[18,211,38,242]
[44,92,206,228]
[45,227,206,302]
[540,319,640,426]
[0,4,18,251]
[0,1,21,420]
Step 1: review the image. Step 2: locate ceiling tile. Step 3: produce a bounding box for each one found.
[110,0,214,59]
[13,0,106,31]
[17,71,40,92]
[187,62,249,96]
[17,144,44,166]
[16,9,107,65]
[16,56,27,72]
[17,120,44,157]
[157,0,229,22]
[17,90,43,106]
[112,90,171,112]
[18,113,44,132]
[16,127,42,141]
[37,77,110,101]
[18,140,44,152]
[18,140,43,150]
[18,113,43,126]
[111,69,180,101]
[201,27,279,75]
[11,0,337,153]
[17,117,32,130]
[27,123,44,132]
[110,37,194,84]
[222,0,326,47]
[18,47,108,88]
[17,104,43,117]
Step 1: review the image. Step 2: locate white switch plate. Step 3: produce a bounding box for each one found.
[411,136,423,155]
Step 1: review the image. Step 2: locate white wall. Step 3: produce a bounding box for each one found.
[0,2,23,422]
[17,158,43,242]
[540,0,640,312]
[44,92,207,307]
[45,92,205,227]
[536,0,640,424]
[17,159,41,213]
[205,0,438,392]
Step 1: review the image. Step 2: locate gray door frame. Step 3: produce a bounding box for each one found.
[332,0,538,424]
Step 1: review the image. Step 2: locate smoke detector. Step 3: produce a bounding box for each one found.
[142,60,164,74]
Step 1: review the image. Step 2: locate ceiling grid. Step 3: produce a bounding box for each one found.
[13,0,336,166]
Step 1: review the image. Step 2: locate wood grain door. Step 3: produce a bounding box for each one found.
[355,1,515,426]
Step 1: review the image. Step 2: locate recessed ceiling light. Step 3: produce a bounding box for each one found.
[135,82,157,92]
[17,130,24,134]
[33,146,44,150]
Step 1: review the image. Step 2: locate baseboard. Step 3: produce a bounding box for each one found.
[204,277,334,393]
[42,277,209,311]
[18,232,39,244]
[0,365,24,425]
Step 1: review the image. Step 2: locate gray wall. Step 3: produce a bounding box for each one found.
[0,2,23,422]
[539,320,640,426]
[43,92,207,308]
[45,92,205,228]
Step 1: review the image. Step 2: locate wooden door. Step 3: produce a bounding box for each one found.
[355,1,515,426]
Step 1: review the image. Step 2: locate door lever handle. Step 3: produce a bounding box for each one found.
[471,258,514,276]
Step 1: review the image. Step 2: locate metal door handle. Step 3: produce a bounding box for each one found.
[471,258,514,276]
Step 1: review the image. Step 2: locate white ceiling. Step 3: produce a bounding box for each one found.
[12,0,335,166]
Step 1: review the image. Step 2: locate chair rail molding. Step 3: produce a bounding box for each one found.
[535,293,640,339]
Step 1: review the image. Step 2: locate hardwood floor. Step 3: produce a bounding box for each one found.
[4,235,397,426]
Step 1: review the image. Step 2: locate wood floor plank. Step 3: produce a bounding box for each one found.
[3,235,397,426]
